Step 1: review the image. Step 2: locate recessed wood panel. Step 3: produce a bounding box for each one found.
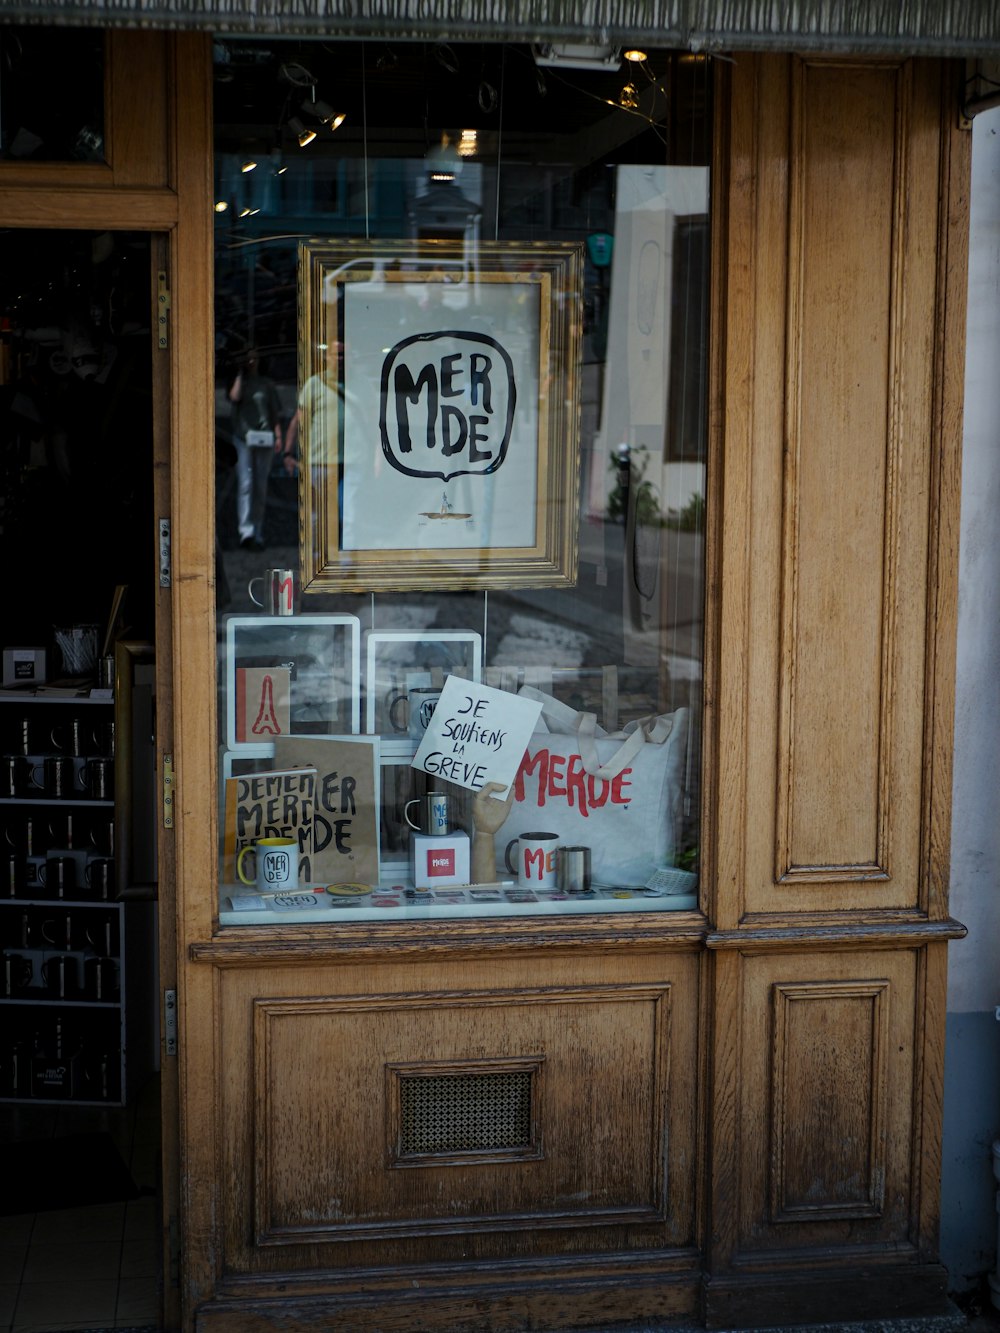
[778,61,901,879]
[770,980,889,1221]
[252,984,670,1245]
[724,55,947,916]
[737,949,917,1259]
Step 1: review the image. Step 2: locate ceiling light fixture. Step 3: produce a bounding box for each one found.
[623,48,648,63]
[532,42,621,71]
[302,92,346,131]
[288,116,316,147]
[214,200,229,212]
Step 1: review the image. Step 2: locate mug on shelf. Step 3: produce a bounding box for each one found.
[89,818,115,857]
[30,755,74,800]
[388,686,442,742]
[504,831,560,890]
[4,853,24,898]
[556,845,592,895]
[4,818,41,855]
[41,911,76,953]
[42,953,77,999]
[84,955,119,1002]
[84,856,115,901]
[49,717,87,756]
[43,855,77,899]
[404,791,451,836]
[15,717,40,756]
[3,952,34,997]
[1,756,31,799]
[248,568,298,616]
[77,758,114,801]
[85,914,118,956]
[47,812,76,851]
[237,837,299,892]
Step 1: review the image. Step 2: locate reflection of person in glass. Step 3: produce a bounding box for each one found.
[228,347,283,551]
[286,337,341,469]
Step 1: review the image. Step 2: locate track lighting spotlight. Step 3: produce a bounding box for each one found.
[288,117,316,147]
[302,96,346,131]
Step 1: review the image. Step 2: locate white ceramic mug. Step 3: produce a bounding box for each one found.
[504,831,559,890]
[248,568,298,616]
[237,836,299,891]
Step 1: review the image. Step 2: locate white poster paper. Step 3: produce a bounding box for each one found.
[340,277,540,553]
[411,676,543,796]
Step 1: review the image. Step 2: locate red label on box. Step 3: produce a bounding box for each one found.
[427,850,455,877]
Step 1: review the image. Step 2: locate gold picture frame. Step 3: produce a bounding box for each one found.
[297,239,583,593]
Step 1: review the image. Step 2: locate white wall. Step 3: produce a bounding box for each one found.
[949,106,1000,1015]
[941,103,1000,1291]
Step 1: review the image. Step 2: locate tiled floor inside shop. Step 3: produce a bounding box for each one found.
[0,1075,161,1332]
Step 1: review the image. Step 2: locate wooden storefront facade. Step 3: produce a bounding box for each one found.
[0,22,974,1331]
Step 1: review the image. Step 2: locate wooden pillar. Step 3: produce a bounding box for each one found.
[703,53,969,1327]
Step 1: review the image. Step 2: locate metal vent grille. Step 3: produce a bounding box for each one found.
[400,1070,532,1155]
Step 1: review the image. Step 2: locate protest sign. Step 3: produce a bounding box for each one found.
[411,677,542,796]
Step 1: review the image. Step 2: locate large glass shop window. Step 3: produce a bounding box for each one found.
[213,39,709,923]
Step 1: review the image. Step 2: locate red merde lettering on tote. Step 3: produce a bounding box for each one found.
[513,749,632,815]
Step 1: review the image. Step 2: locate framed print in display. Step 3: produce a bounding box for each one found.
[298,238,583,593]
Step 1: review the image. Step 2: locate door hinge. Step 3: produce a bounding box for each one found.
[156,270,171,349]
[162,753,174,829]
[164,987,178,1057]
[158,517,171,587]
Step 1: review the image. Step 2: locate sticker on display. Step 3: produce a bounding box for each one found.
[271,892,324,910]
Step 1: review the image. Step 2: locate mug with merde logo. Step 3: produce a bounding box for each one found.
[237,836,299,892]
[248,568,298,616]
[504,831,560,890]
[388,686,442,742]
[404,791,451,836]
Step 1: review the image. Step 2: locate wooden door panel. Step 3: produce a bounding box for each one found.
[719,56,952,919]
[216,956,700,1272]
[736,948,917,1259]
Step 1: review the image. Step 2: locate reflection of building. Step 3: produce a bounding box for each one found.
[4,14,1000,1333]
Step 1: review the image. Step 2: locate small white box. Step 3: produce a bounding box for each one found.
[412,830,470,889]
[3,647,47,688]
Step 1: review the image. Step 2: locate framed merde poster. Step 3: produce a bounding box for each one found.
[297,239,583,592]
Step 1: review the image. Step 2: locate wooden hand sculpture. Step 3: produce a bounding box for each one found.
[470,780,515,885]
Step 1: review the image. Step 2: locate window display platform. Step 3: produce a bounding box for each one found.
[220,880,698,924]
